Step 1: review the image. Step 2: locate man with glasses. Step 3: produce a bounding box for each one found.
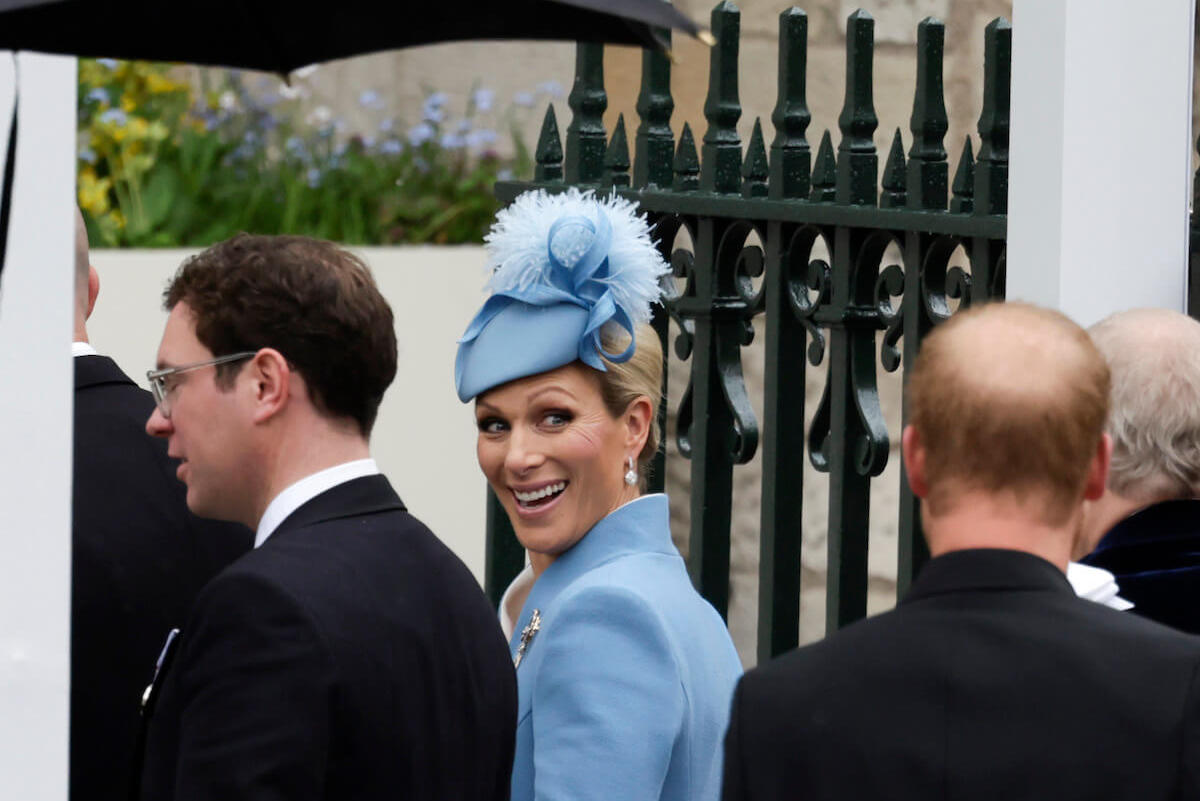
[69,208,250,801]
[137,234,516,801]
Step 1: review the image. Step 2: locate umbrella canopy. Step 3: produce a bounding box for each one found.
[0,0,705,72]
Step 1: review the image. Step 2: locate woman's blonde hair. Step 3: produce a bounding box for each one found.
[597,323,663,490]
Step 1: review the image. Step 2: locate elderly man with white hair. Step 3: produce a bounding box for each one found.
[1076,307,1200,633]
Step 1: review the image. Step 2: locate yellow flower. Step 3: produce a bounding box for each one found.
[77,169,112,216]
[145,72,186,95]
[120,95,136,113]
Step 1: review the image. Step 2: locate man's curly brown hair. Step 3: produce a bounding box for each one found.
[164,234,397,436]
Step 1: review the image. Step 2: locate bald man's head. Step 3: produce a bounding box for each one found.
[907,302,1110,525]
[74,208,99,340]
[1089,308,1200,501]
[75,207,90,312]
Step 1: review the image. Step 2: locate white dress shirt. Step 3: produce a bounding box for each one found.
[72,341,98,357]
[1067,561,1134,611]
[254,458,380,548]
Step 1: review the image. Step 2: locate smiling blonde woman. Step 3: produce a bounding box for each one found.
[455,189,743,801]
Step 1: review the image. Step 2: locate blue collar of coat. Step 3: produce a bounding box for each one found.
[508,493,674,653]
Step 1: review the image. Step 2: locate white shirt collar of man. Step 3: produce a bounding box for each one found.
[72,341,98,357]
[255,458,381,548]
[1066,561,1134,611]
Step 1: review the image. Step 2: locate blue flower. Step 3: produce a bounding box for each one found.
[537,81,564,98]
[95,58,119,70]
[285,135,306,156]
[467,128,498,148]
[85,88,109,105]
[380,138,403,155]
[359,89,384,109]
[78,147,97,164]
[422,92,448,123]
[472,88,495,112]
[306,167,322,188]
[408,122,435,146]
[379,117,396,133]
[361,135,376,148]
[440,132,466,150]
[497,168,514,181]
[98,108,127,126]
[513,91,534,108]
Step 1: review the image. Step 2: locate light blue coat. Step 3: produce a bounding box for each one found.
[508,494,743,801]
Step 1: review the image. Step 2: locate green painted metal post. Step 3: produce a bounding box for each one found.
[606,114,631,188]
[769,8,811,201]
[757,5,812,661]
[534,105,564,183]
[701,2,742,195]
[972,18,1011,304]
[821,8,884,632]
[565,43,607,184]
[484,489,525,608]
[836,10,878,207]
[974,18,1011,218]
[896,16,949,595]
[635,29,674,190]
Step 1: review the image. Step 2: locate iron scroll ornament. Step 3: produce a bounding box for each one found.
[668,217,761,465]
[807,229,894,479]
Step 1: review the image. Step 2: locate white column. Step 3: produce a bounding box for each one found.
[0,52,78,801]
[1006,0,1195,326]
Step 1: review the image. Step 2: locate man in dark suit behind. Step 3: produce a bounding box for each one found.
[1077,308,1200,633]
[70,210,251,801]
[138,234,516,800]
[722,302,1200,801]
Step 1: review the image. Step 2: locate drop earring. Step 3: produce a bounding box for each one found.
[624,456,638,486]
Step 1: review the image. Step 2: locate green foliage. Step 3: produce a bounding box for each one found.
[77,60,540,247]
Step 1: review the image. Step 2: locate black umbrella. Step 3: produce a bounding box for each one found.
[0,0,707,72]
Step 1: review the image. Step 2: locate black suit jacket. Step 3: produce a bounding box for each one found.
[72,354,251,801]
[139,474,517,801]
[1082,500,1200,634]
[723,548,1200,801]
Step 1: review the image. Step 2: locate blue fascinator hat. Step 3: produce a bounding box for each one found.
[455,188,669,402]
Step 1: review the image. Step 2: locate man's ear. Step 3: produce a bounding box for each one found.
[1083,432,1113,502]
[85,264,99,320]
[902,424,929,498]
[622,395,655,456]
[248,348,291,424]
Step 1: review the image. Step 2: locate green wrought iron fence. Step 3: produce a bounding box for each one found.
[486,3,1011,662]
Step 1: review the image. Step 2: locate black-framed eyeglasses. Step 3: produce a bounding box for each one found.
[146,351,258,418]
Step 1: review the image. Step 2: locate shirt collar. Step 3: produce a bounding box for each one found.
[72,341,98,357]
[255,458,380,547]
